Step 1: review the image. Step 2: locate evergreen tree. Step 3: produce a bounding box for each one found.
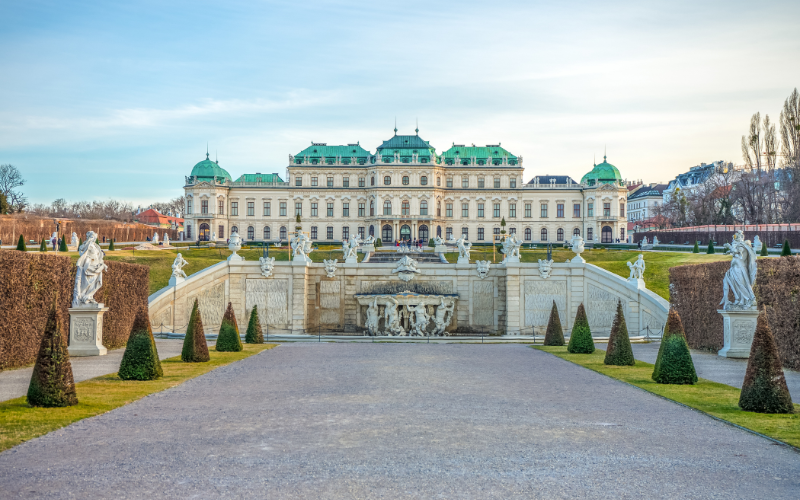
[652,308,697,384]
[16,234,27,251]
[567,303,594,354]
[739,309,794,413]
[108,239,115,251]
[428,238,435,248]
[760,242,768,256]
[181,299,210,362]
[781,239,791,256]
[39,238,47,252]
[707,241,715,254]
[118,308,163,380]
[27,303,78,407]
[375,238,382,248]
[692,241,699,253]
[245,305,264,344]
[543,301,565,346]
[216,302,243,352]
[59,236,68,252]
[604,300,635,366]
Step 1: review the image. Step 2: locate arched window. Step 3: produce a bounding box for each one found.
[369,225,375,236]
[419,225,429,242]
[602,225,612,243]
[264,226,271,240]
[573,228,580,237]
[461,227,469,239]
[280,226,287,240]
[420,201,428,215]
[370,200,375,216]
[541,228,548,241]
[400,225,411,241]
[587,227,594,241]
[436,226,442,237]
[420,176,428,185]
[231,225,239,234]
[384,176,391,185]
[383,201,392,215]
[401,200,410,215]
[525,228,531,241]
[557,228,564,241]
[382,224,392,241]
[199,223,210,242]
[437,201,441,217]
[402,176,409,185]
[437,177,441,186]
[247,226,255,240]
[371,176,375,186]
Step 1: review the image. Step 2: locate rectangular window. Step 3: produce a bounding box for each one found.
[525,203,531,218]
[311,203,318,217]
[326,226,333,240]
[446,227,453,240]
[295,176,302,187]
[494,178,500,188]
[343,177,349,188]
[359,177,365,188]
[327,177,333,188]
[588,203,594,217]
[446,178,453,188]
[509,203,516,218]
[620,202,625,217]
[294,202,302,216]
[478,228,484,240]
[358,203,365,217]
[358,226,364,239]
[187,199,192,214]
[219,225,225,239]
[247,202,255,216]
[557,203,564,218]
[218,200,224,215]
[279,202,286,217]
[494,227,500,237]
[478,178,485,188]
[199,200,208,215]
[573,204,581,218]
[478,203,484,218]
[540,204,547,218]
[462,177,469,188]
[604,202,611,217]
[311,177,318,187]
[420,203,428,215]
[510,227,516,234]
[510,179,517,188]
[186,224,191,238]
[462,203,469,218]
[311,226,318,239]
[343,203,349,217]
[342,226,349,240]
[230,202,238,216]
[493,203,500,218]
[446,203,453,217]
[462,227,469,240]
[327,203,334,217]
[263,202,270,216]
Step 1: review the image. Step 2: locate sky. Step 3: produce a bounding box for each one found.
[1,0,799,206]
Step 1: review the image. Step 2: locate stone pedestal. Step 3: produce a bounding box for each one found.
[627,278,646,289]
[717,309,758,358]
[504,255,520,264]
[457,255,469,264]
[571,255,586,264]
[169,275,185,287]
[345,254,358,264]
[361,245,375,254]
[68,305,109,357]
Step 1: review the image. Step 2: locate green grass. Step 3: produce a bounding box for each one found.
[0,344,277,452]
[535,346,800,448]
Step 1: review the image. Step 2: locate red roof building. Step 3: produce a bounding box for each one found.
[136,209,184,230]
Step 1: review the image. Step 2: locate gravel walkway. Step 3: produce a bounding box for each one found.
[1,344,798,499]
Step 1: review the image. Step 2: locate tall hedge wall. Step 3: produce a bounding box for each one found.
[670,256,800,371]
[0,214,178,245]
[0,252,149,371]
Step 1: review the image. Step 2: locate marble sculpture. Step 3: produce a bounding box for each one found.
[259,256,276,277]
[72,231,108,308]
[171,253,189,279]
[720,230,757,310]
[476,260,491,279]
[627,254,645,280]
[323,258,338,278]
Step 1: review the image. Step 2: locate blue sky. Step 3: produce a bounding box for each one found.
[1,0,799,205]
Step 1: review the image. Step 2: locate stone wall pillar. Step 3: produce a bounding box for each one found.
[504,263,521,334]
[718,309,758,358]
[291,261,310,333]
[68,306,109,357]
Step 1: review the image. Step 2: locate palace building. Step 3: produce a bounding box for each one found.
[183,130,628,245]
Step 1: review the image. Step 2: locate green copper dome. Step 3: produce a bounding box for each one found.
[580,156,623,186]
[190,153,232,183]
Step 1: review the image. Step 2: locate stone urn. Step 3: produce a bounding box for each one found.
[228,231,243,262]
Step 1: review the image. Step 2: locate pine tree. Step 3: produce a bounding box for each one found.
[428,238,435,248]
[781,239,791,256]
[707,241,715,254]
[543,301,565,346]
[16,234,26,251]
[245,305,264,344]
[216,302,243,352]
[375,238,382,248]
[567,303,594,354]
[118,308,163,380]
[604,300,635,366]
[692,241,699,253]
[59,236,68,252]
[39,238,47,252]
[760,242,768,256]
[109,239,115,251]
[739,309,794,413]
[27,303,78,407]
[652,308,697,384]
[181,299,210,362]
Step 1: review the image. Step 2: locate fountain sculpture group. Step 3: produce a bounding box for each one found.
[363,295,456,337]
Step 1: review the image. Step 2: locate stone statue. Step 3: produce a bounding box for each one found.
[538,258,554,279]
[365,299,380,336]
[627,254,646,280]
[70,232,79,247]
[432,297,455,336]
[570,235,585,262]
[720,230,758,310]
[363,234,376,246]
[384,299,405,336]
[163,233,170,247]
[259,256,276,277]
[343,234,361,262]
[502,234,521,263]
[653,236,659,247]
[392,255,421,282]
[448,234,472,264]
[290,232,313,263]
[324,258,338,278]
[171,253,188,279]
[476,260,491,279]
[410,303,431,336]
[72,231,108,308]
[752,235,762,253]
[212,231,217,242]
[642,236,648,246]
[152,232,159,244]
[228,231,243,261]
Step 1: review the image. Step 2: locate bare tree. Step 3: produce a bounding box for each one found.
[0,164,26,212]
[779,88,800,221]
[150,196,186,217]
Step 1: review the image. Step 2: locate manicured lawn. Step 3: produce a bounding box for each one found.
[535,346,800,448]
[0,344,277,453]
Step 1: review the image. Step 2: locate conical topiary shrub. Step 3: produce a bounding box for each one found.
[109,239,115,251]
[567,303,594,354]
[692,241,699,253]
[707,241,715,254]
[245,305,264,344]
[27,303,78,407]
[182,299,210,362]
[604,300,635,366]
[760,242,768,256]
[739,309,794,413]
[59,236,68,252]
[652,308,697,384]
[16,234,26,251]
[781,239,791,257]
[39,238,47,252]
[543,301,565,346]
[216,302,243,352]
[118,308,163,380]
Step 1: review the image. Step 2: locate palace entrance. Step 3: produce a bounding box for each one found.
[400,224,411,241]
[199,223,210,241]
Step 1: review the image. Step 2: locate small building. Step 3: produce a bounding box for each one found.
[136,209,184,232]
[627,183,667,228]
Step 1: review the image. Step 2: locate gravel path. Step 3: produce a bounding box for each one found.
[1,344,798,499]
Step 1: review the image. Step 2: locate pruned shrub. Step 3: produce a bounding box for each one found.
[118,307,163,380]
[543,301,564,346]
[567,303,594,354]
[16,234,26,251]
[245,305,264,344]
[27,303,78,407]
[781,239,791,257]
[739,309,794,413]
[216,302,243,352]
[692,241,699,253]
[39,238,47,252]
[109,239,115,251]
[59,237,68,252]
[652,309,697,384]
[707,241,715,254]
[604,300,635,366]
[760,243,768,256]
[182,299,210,362]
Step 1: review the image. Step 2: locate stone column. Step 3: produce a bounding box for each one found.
[504,263,521,335]
[291,261,309,333]
[717,309,758,358]
[68,306,109,356]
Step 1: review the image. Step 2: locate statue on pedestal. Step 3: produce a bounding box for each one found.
[384,299,405,336]
[70,232,79,248]
[432,297,455,336]
[365,299,380,336]
[152,232,159,244]
[627,254,646,280]
[290,232,313,263]
[410,303,431,336]
[720,230,757,310]
[72,231,108,308]
[448,234,472,263]
[171,253,189,279]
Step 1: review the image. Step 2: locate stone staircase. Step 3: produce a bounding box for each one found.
[366,251,447,264]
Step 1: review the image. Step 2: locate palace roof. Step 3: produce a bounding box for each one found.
[440,144,518,166]
[234,173,285,183]
[190,154,233,182]
[292,143,372,165]
[580,156,624,186]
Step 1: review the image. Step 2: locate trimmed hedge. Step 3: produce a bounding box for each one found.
[0,214,179,245]
[652,309,697,384]
[39,238,47,252]
[739,309,794,413]
[16,234,26,251]
[118,308,163,381]
[760,243,768,256]
[604,300,635,366]
[692,241,699,253]
[567,303,594,354]
[182,299,210,362]
[543,301,564,346]
[59,237,68,252]
[27,304,78,407]
[781,239,791,256]
[707,241,715,254]
[108,239,115,251]
[216,302,243,352]
[245,305,264,344]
